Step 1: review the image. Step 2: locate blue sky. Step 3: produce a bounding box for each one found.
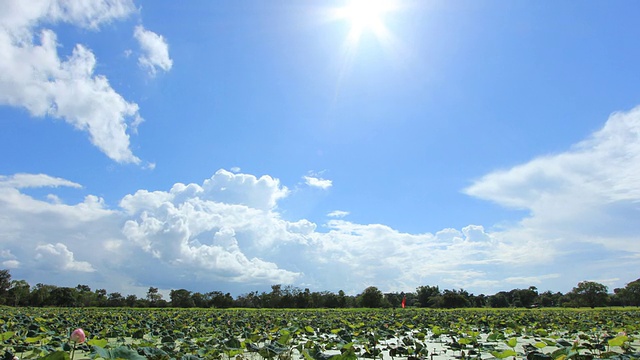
[1,0,640,297]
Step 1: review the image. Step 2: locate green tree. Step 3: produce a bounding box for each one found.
[488,291,510,308]
[510,287,538,308]
[107,292,125,307]
[569,281,608,308]
[147,287,163,306]
[7,280,30,306]
[441,289,470,308]
[95,289,107,307]
[614,278,640,306]
[416,285,440,307]
[76,284,94,307]
[337,290,347,308]
[0,269,11,304]
[170,289,194,307]
[50,287,78,307]
[295,288,311,308]
[125,294,138,307]
[191,292,207,307]
[30,283,57,306]
[359,286,383,308]
[536,291,564,307]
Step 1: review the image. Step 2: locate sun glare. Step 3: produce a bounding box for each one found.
[336,0,395,44]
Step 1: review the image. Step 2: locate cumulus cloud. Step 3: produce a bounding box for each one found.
[306,221,546,293]
[133,25,173,76]
[0,166,603,296]
[0,0,144,163]
[120,169,303,284]
[3,101,640,297]
[35,243,95,272]
[304,175,333,189]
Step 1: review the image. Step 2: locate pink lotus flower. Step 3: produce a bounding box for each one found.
[70,328,86,343]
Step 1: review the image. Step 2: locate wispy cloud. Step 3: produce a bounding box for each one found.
[134,25,173,76]
[304,175,333,189]
[327,210,349,218]
[464,106,640,254]
[0,174,82,189]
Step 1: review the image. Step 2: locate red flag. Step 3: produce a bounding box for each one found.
[401,295,406,308]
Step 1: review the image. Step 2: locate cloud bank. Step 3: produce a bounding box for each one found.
[1,107,639,295]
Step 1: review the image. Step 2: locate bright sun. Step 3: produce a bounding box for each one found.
[335,0,396,44]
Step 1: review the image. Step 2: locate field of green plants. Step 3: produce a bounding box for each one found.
[1,308,639,360]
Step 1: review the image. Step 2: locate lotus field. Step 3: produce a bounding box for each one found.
[1,308,639,360]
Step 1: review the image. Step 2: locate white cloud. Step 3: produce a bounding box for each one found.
[0,0,136,30]
[503,274,561,285]
[201,169,290,210]
[2,260,20,268]
[134,25,173,76]
[1,250,20,269]
[3,101,640,299]
[306,220,546,293]
[0,0,144,163]
[0,168,606,296]
[120,169,305,284]
[0,173,81,189]
[464,106,640,254]
[35,243,95,272]
[304,175,333,189]
[327,210,349,218]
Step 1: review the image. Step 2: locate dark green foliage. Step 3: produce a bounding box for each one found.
[359,286,383,308]
[569,281,609,308]
[3,268,640,310]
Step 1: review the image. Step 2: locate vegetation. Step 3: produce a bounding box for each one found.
[1,269,639,309]
[0,307,638,360]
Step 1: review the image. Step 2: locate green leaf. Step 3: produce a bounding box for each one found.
[491,350,517,359]
[527,352,551,360]
[534,329,549,337]
[40,351,70,360]
[277,330,291,345]
[92,345,146,360]
[25,336,42,343]
[431,326,443,336]
[534,342,547,349]
[180,356,201,360]
[607,335,628,347]
[138,347,170,360]
[506,338,518,348]
[88,338,109,348]
[305,326,315,334]
[224,338,242,349]
[488,332,505,342]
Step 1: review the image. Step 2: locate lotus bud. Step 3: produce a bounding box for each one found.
[70,328,86,343]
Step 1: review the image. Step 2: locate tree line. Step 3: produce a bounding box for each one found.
[0,269,638,308]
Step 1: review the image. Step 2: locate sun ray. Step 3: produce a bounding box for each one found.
[336,0,396,45]
[324,0,403,110]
